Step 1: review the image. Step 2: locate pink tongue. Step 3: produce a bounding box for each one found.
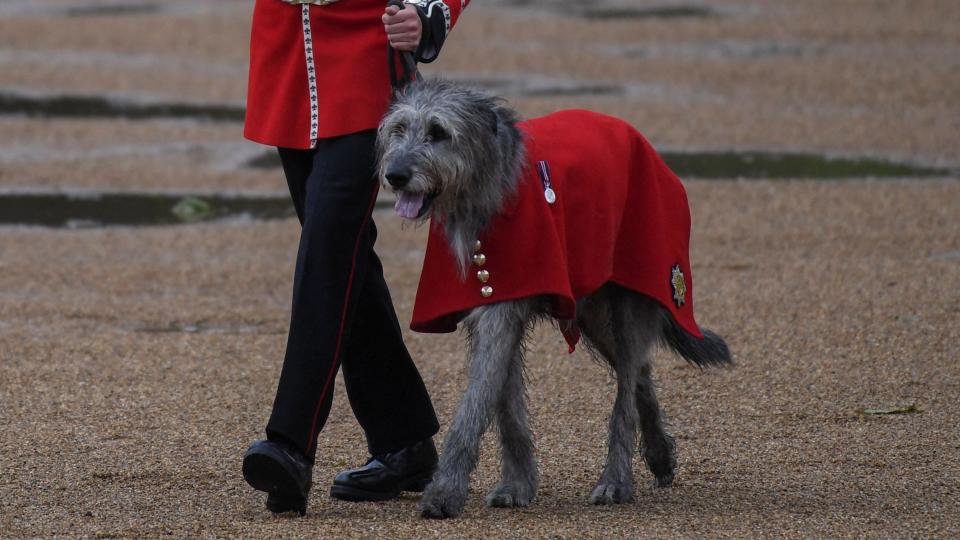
[395,192,425,219]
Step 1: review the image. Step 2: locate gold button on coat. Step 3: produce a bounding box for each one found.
[476,269,490,283]
[480,286,494,298]
[474,240,482,252]
[473,253,487,267]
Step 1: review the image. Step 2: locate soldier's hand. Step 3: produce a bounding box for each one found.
[383,4,422,52]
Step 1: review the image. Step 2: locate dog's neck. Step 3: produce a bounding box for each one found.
[441,127,526,279]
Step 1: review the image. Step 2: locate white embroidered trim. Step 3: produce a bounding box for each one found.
[301,4,319,148]
[435,1,451,34]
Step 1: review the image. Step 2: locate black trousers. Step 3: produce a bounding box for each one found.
[266,130,439,462]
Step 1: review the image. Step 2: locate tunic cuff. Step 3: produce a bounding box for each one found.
[408,1,452,63]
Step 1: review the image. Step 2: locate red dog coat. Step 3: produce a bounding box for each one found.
[410,110,704,351]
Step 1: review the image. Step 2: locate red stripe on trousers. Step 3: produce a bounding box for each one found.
[305,181,381,454]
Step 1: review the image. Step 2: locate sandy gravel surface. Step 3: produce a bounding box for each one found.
[2,181,958,537]
[1,0,958,538]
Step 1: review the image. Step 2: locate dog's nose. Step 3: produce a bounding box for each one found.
[385,168,411,189]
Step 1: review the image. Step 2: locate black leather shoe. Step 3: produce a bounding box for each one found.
[330,439,438,502]
[242,439,313,516]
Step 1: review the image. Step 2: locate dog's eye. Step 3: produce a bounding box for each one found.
[428,124,449,142]
[391,124,406,137]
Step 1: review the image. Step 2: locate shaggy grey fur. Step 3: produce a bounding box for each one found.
[377,78,525,276]
[377,79,732,519]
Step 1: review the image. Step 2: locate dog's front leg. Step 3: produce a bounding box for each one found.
[419,301,532,519]
[485,349,538,508]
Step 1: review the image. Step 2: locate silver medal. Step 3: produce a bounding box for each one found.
[544,188,557,204]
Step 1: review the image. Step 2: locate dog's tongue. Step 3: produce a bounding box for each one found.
[395,192,424,219]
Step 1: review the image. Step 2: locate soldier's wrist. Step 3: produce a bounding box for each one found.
[411,4,432,48]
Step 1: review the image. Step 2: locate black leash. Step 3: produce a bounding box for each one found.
[386,0,420,91]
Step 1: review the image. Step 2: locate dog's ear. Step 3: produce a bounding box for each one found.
[489,106,502,136]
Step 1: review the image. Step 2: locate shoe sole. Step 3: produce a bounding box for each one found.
[266,493,306,516]
[329,471,433,502]
[242,448,308,515]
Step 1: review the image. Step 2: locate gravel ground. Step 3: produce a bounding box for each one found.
[1,0,958,538]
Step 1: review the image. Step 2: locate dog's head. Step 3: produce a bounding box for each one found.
[376,78,522,222]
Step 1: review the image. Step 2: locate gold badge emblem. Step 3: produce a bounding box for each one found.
[670,265,687,307]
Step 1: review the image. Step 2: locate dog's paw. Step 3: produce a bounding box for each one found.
[641,435,676,487]
[589,482,635,505]
[485,483,535,508]
[653,471,674,488]
[418,481,467,519]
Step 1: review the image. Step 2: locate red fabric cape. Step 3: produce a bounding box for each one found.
[244,0,467,148]
[410,110,704,349]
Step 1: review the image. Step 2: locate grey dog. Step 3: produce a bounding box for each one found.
[377,79,732,519]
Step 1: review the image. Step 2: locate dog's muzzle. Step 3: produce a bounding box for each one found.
[385,167,412,190]
[385,158,434,219]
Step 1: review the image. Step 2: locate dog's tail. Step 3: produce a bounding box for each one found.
[659,311,732,367]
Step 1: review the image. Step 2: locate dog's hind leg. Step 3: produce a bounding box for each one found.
[634,306,677,487]
[581,290,678,491]
[576,285,617,363]
[485,349,538,508]
[586,289,660,505]
[419,300,534,519]
[635,336,677,487]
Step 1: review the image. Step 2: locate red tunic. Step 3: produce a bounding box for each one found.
[245,0,469,149]
[410,110,704,350]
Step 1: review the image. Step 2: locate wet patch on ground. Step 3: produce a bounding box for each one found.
[244,152,285,170]
[482,0,717,20]
[1,151,949,227]
[65,3,162,17]
[132,320,279,335]
[581,5,715,20]
[0,191,296,228]
[660,151,953,179]
[605,40,826,60]
[929,250,960,261]
[0,0,212,17]
[247,148,954,180]
[0,79,626,123]
[454,76,626,97]
[0,92,244,122]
